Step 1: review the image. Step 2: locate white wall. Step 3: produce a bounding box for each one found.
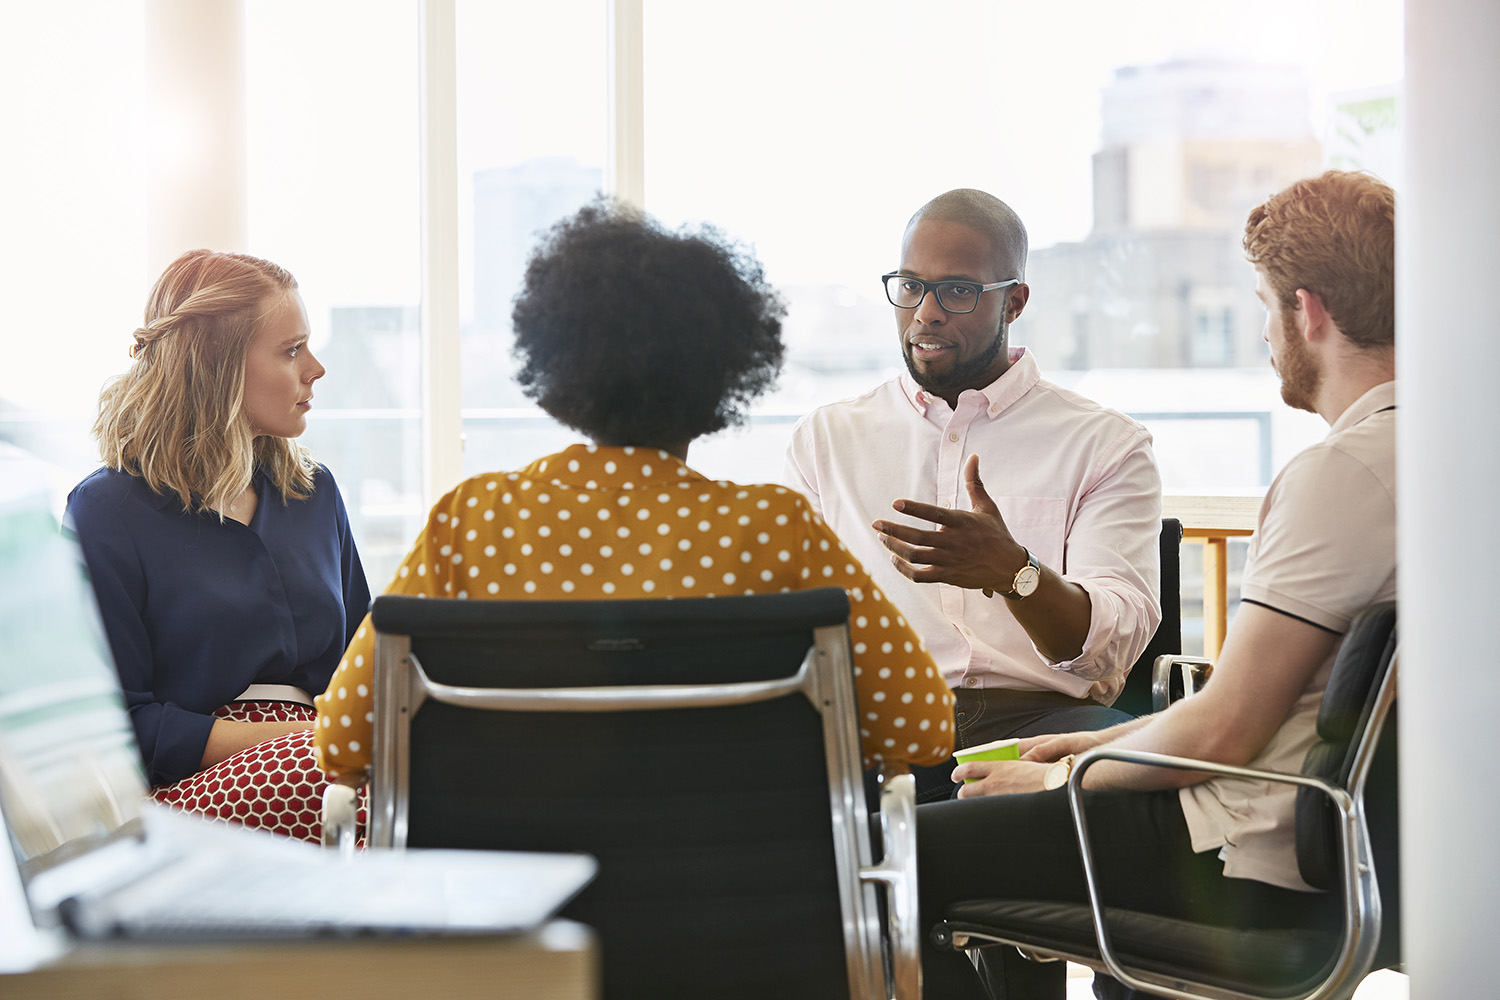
[1400,1,1500,995]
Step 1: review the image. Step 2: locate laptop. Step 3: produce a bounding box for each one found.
[0,485,595,948]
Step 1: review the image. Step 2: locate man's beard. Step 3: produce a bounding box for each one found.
[1273,314,1321,413]
[902,322,1007,400]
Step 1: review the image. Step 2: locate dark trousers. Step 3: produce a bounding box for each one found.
[916,787,1335,1000]
[911,687,1134,804]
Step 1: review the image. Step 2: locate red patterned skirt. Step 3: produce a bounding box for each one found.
[150,701,365,845]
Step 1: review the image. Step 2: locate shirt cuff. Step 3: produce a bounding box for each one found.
[1038,577,1155,683]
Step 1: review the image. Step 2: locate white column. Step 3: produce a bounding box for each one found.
[606,0,645,209]
[418,0,464,504]
[1400,1,1500,995]
[144,0,246,273]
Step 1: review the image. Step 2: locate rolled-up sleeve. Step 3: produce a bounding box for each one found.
[1045,429,1163,699]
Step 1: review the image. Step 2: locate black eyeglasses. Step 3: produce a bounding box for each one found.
[881,273,1019,314]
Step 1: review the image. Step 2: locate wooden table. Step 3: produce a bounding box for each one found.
[0,920,597,1000]
[1163,496,1263,658]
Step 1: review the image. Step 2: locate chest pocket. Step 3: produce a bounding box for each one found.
[993,496,1068,574]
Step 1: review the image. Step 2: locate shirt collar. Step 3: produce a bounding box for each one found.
[899,346,1039,419]
[522,443,705,489]
[1330,380,1397,435]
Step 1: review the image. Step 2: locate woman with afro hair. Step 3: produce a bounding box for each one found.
[316,199,954,777]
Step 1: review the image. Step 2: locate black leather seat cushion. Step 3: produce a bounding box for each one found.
[941,899,1340,998]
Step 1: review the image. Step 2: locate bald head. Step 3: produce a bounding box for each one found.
[904,189,1028,281]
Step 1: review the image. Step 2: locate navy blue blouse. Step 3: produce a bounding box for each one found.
[65,465,371,786]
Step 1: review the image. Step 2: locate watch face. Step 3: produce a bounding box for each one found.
[1014,565,1041,598]
[1043,757,1072,790]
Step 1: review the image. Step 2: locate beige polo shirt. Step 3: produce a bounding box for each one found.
[1178,382,1396,891]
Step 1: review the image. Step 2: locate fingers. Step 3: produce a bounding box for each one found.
[963,454,998,515]
[951,759,1050,798]
[1020,739,1065,762]
[874,524,956,584]
[1016,735,1053,760]
[888,497,954,526]
[872,518,945,548]
[1020,732,1095,762]
[883,547,945,585]
[950,761,982,785]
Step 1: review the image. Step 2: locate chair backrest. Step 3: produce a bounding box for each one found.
[367,587,883,1000]
[1113,517,1183,717]
[1296,602,1399,964]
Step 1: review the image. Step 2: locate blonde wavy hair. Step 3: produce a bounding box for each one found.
[94,249,318,515]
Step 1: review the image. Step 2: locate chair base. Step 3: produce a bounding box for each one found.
[937,900,1348,1000]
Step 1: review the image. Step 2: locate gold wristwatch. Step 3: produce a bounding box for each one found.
[1042,754,1076,790]
[1001,549,1041,600]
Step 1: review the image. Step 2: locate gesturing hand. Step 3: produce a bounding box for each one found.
[871,453,1025,592]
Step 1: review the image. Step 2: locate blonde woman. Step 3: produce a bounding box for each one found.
[66,249,370,842]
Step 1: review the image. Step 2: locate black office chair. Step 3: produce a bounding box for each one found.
[1111,517,1183,718]
[932,601,1399,1000]
[334,588,919,1000]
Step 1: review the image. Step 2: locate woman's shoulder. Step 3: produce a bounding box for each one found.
[68,466,150,511]
[65,467,172,544]
[694,476,817,515]
[307,460,336,490]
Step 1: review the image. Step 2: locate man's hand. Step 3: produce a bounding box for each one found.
[1019,730,1109,763]
[952,758,1050,798]
[873,453,1094,662]
[1018,714,1153,763]
[872,453,1024,592]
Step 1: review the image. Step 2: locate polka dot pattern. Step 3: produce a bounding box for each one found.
[315,444,955,776]
[155,703,366,845]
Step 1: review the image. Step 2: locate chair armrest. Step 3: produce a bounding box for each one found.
[1065,748,1380,1000]
[1150,655,1214,712]
[321,771,367,856]
[859,763,920,1000]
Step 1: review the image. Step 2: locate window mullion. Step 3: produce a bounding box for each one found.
[419,0,463,506]
[606,0,645,209]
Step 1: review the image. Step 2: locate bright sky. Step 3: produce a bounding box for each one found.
[0,0,1403,422]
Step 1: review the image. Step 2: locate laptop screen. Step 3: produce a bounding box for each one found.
[0,490,147,881]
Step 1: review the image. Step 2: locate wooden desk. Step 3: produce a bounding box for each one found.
[0,920,597,1000]
[1163,496,1262,658]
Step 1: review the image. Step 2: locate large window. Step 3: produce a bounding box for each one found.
[0,4,149,511]
[642,0,1402,491]
[244,0,423,590]
[638,0,1401,650]
[452,0,607,479]
[4,0,1402,647]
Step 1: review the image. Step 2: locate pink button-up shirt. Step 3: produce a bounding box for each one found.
[785,348,1162,704]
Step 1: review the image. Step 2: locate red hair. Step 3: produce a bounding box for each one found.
[1243,170,1395,349]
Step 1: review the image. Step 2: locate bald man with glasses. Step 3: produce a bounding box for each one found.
[785,188,1163,802]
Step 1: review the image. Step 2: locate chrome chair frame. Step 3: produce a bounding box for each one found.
[937,609,1398,1000]
[330,590,919,1000]
[1151,653,1214,711]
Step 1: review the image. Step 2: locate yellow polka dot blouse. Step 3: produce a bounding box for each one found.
[314,444,955,776]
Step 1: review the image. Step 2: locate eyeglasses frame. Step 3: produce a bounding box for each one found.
[880,273,1021,315]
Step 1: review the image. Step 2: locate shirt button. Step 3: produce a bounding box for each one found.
[948,432,959,442]
[964,678,978,687]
